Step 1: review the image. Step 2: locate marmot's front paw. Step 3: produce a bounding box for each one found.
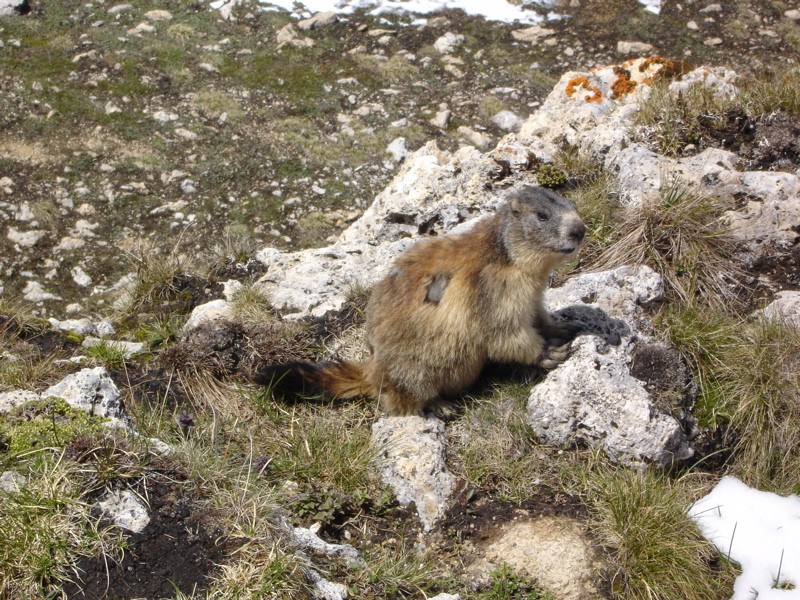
[538,342,572,370]
[541,321,582,346]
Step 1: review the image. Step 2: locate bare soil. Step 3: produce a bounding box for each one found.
[62,478,233,600]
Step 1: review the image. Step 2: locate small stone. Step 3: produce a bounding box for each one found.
[297,10,337,30]
[430,109,452,129]
[174,128,198,140]
[699,3,722,12]
[457,126,492,150]
[127,22,155,36]
[786,9,800,20]
[511,25,556,42]
[492,110,522,132]
[181,179,197,194]
[144,9,172,21]
[687,20,699,30]
[95,490,150,533]
[71,266,93,287]
[276,24,314,49]
[704,37,723,46]
[152,110,179,123]
[0,0,29,16]
[107,3,133,14]
[386,137,408,162]
[7,227,46,248]
[104,101,122,115]
[616,40,655,54]
[433,32,464,54]
[0,471,26,493]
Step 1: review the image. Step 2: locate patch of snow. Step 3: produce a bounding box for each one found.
[251,0,550,24]
[639,0,659,14]
[689,476,800,600]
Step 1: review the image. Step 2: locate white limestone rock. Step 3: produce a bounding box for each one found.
[0,0,27,16]
[0,390,40,414]
[528,266,693,467]
[292,527,363,566]
[371,416,456,531]
[183,299,234,332]
[255,141,506,318]
[725,171,800,248]
[491,110,522,132]
[48,317,97,336]
[470,516,604,600]
[386,137,408,162]
[433,32,464,54]
[95,489,150,533]
[754,291,800,328]
[0,471,26,493]
[298,11,338,30]
[42,367,123,419]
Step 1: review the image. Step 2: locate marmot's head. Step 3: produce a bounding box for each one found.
[500,185,586,268]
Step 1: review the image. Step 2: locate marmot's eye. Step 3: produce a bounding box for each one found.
[511,208,521,217]
[536,211,549,221]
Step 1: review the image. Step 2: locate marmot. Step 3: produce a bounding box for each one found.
[255,185,586,416]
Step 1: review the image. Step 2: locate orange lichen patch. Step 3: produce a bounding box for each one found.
[637,56,689,84]
[611,66,637,99]
[565,76,603,104]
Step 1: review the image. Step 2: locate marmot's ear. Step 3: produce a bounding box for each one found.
[508,197,523,217]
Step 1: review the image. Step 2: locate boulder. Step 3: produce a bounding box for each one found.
[371,416,456,531]
[528,266,694,467]
[42,367,123,419]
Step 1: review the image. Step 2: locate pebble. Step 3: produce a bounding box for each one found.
[430,109,452,129]
[386,137,408,162]
[144,10,172,21]
[107,3,133,14]
[433,32,464,54]
[456,126,492,150]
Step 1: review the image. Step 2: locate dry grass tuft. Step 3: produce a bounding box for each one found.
[592,183,743,309]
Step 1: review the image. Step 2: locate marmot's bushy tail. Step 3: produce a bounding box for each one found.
[253,360,373,401]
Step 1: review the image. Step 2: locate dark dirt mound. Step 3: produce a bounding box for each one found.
[62,478,232,600]
[750,244,800,292]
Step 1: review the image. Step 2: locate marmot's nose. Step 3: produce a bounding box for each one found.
[568,221,586,244]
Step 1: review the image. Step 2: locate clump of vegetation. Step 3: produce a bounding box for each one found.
[577,467,736,600]
[477,563,554,600]
[592,183,742,309]
[660,306,800,492]
[535,164,567,189]
[0,451,123,599]
[0,397,106,454]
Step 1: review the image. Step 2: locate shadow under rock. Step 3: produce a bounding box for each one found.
[550,304,632,347]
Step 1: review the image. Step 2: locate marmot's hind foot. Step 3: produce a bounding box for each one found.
[424,398,462,421]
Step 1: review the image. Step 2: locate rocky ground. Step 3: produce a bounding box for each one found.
[2,0,799,313]
[2,1,800,599]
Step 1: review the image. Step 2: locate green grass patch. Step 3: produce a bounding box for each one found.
[0,451,123,599]
[577,467,736,600]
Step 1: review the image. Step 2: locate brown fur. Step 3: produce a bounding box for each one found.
[255,185,586,416]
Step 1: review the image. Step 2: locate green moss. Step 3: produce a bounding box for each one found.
[0,397,106,455]
[536,164,567,189]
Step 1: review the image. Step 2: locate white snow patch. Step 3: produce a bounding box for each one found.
[639,0,660,14]
[689,476,800,599]
[252,0,549,24]
[213,0,660,24]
